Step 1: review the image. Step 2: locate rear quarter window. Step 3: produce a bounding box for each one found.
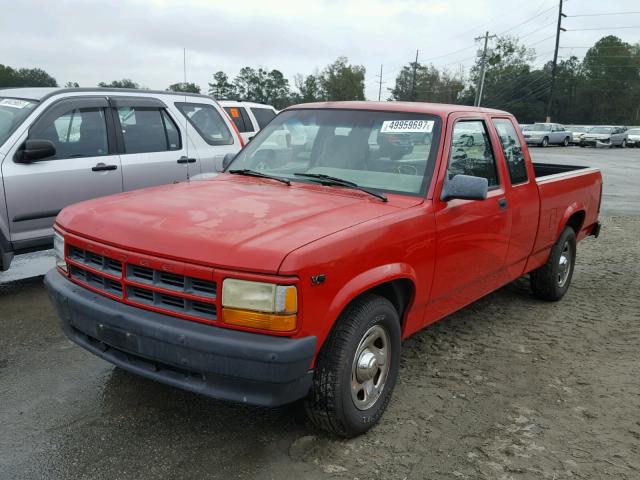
[177,103,234,146]
[250,107,276,129]
[223,106,254,133]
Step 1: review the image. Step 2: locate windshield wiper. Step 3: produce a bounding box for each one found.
[293,173,387,202]
[228,169,291,185]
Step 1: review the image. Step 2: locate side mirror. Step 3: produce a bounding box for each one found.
[15,139,56,163]
[441,174,488,202]
[222,152,236,170]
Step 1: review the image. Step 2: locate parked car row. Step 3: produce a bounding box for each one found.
[521,122,639,148]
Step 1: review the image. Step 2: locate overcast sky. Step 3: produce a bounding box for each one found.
[2,0,639,100]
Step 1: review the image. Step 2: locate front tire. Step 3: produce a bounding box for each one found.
[541,137,549,147]
[305,293,401,437]
[530,227,577,301]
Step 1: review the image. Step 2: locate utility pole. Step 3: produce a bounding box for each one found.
[546,0,566,122]
[377,64,384,101]
[410,50,419,101]
[474,31,496,107]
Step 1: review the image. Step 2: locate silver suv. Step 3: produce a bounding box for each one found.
[0,88,242,270]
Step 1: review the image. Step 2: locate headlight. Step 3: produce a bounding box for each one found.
[53,231,67,273]
[221,279,297,332]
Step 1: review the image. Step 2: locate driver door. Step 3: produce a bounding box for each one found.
[427,115,512,322]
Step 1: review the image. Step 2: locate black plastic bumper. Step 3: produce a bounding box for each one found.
[44,269,316,407]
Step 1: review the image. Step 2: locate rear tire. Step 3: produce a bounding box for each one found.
[621,139,627,148]
[562,137,570,147]
[305,293,401,437]
[530,227,577,301]
[541,137,549,147]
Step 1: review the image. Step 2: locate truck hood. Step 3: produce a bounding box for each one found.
[57,176,416,273]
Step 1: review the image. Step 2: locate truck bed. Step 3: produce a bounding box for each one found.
[533,162,591,178]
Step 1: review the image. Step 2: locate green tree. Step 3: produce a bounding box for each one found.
[208,71,236,99]
[293,73,324,103]
[319,57,365,101]
[167,82,201,93]
[98,79,139,89]
[64,81,80,88]
[389,63,464,103]
[0,64,57,87]
[230,67,292,108]
[264,69,291,109]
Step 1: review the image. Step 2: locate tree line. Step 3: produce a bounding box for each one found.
[1,35,638,124]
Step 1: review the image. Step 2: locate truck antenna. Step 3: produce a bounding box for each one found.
[183,47,190,181]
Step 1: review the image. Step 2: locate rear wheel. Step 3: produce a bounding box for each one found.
[305,293,401,437]
[621,139,627,148]
[541,137,549,147]
[530,227,577,301]
[562,137,570,147]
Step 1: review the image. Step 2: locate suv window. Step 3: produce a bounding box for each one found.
[224,106,254,133]
[177,103,234,146]
[31,107,108,159]
[492,118,528,185]
[447,120,499,187]
[118,107,181,154]
[250,107,276,129]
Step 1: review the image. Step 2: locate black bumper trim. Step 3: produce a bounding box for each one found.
[45,269,316,407]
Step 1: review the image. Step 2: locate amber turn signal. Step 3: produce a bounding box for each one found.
[221,308,297,332]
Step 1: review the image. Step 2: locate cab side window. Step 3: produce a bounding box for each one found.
[31,107,109,160]
[118,107,181,154]
[250,108,276,129]
[492,118,528,185]
[177,103,234,146]
[447,120,499,187]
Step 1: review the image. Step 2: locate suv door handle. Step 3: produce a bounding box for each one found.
[498,198,508,210]
[177,157,196,164]
[92,163,118,172]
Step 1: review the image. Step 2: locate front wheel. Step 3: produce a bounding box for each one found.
[541,137,549,147]
[305,293,401,437]
[530,227,577,301]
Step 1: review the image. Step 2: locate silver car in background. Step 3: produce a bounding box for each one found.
[0,87,242,271]
[624,128,640,147]
[580,126,628,148]
[566,125,592,145]
[522,122,571,147]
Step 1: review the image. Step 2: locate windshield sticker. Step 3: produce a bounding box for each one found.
[380,120,434,134]
[0,98,31,109]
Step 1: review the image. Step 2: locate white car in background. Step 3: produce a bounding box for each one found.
[219,101,277,144]
[625,127,640,147]
[566,125,592,145]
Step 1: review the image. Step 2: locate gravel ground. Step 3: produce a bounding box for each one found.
[1,147,639,479]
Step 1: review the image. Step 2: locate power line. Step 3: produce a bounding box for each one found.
[566,26,640,31]
[498,5,557,35]
[566,11,640,17]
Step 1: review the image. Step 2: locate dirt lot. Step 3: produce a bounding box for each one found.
[1,148,640,479]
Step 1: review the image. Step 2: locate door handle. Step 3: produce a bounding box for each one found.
[92,163,118,172]
[498,198,508,210]
[177,157,197,164]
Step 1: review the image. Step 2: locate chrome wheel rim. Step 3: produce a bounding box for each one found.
[557,241,572,287]
[351,325,391,411]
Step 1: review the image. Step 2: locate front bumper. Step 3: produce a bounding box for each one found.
[45,269,316,407]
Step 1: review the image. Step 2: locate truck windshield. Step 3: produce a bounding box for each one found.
[0,97,38,146]
[227,109,441,196]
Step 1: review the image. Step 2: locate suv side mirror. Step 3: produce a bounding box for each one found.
[441,174,488,202]
[15,139,56,163]
[222,152,236,170]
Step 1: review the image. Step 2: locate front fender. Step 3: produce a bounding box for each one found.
[320,263,418,340]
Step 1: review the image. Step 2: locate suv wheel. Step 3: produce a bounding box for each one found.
[305,293,401,437]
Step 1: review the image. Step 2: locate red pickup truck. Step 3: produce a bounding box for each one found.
[45,102,602,437]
